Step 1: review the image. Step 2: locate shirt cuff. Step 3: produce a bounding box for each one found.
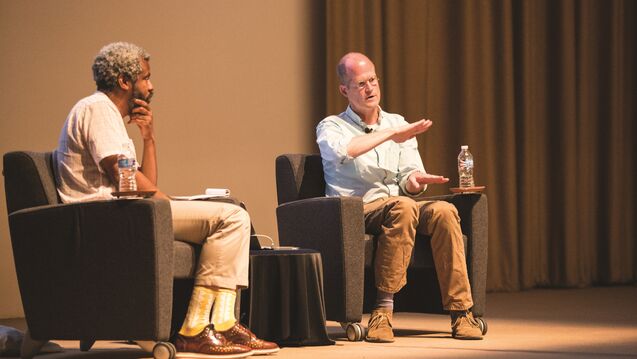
[337,141,354,164]
[399,170,427,197]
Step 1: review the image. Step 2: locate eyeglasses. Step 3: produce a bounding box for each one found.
[351,76,380,90]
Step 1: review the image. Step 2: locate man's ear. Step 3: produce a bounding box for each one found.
[117,75,132,91]
[339,84,348,98]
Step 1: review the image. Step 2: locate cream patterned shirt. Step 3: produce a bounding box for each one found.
[54,91,137,203]
[316,106,427,204]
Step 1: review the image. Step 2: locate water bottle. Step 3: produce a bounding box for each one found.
[458,145,475,188]
[117,154,137,192]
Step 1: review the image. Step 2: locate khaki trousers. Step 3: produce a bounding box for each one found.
[363,196,473,311]
[170,200,251,289]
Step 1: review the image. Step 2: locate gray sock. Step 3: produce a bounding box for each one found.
[375,289,394,311]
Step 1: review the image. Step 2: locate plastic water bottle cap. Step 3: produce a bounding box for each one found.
[461,145,468,150]
[118,158,130,168]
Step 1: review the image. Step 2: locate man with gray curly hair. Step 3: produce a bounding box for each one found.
[54,42,279,358]
[92,42,150,92]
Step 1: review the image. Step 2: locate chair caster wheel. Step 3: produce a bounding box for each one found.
[476,317,488,335]
[153,341,176,359]
[341,322,365,341]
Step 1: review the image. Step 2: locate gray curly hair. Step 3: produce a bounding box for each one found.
[92,42,150,91]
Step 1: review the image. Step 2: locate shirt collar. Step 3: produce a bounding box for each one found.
[345,105,383,129]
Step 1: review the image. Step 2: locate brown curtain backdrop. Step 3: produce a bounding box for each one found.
[324,0,637,291]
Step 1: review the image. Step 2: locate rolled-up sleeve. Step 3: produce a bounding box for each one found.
[316,117,354,165]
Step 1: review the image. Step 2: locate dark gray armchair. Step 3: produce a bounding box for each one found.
[2,151,206,359]
[275,154,488,340]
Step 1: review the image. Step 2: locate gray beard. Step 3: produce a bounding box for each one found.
[128,90,153,112]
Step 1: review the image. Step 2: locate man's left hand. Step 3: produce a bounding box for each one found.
[129,98,154,141]
[406,171,449,194]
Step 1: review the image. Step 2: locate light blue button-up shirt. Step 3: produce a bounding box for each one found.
[316,106,427,204]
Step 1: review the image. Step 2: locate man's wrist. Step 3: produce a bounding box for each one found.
[403,177,418,195]
[404,183,422,195]
[403,172,426,196]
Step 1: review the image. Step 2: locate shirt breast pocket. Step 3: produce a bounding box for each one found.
[377,141,400,172]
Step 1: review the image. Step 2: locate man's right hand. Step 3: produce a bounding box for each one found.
[390,119,432,143]
[129,98,155,141]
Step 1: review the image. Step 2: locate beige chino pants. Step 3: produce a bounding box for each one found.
[170,200,251,290]
[364,196,473,311]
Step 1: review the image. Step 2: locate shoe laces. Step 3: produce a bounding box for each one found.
[452,311,479,328]
[369,311,392,329]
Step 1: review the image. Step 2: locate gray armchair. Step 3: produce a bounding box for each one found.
[275,154,488,340]
[2,151,204,359]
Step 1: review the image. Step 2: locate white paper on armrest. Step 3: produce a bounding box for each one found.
[172,188,230,200]
[205,188,230,197]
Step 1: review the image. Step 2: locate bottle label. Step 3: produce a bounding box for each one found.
[459,159,474,170]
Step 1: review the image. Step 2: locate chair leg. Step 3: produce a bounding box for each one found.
[79,339,95,351]
[136,340,156,352]
[20,329,47,359]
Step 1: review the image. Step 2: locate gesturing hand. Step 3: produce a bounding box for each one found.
[129,98,154,141]
[406,171,449,194]
[390,119,433,143]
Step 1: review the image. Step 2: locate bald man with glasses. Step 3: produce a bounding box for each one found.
[316,52,483,342]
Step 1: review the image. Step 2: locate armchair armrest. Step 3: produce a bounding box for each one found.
[276,196,365,323]
[8,198,175,341]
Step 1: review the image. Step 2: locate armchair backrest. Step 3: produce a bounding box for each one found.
[275,154,326,205]
[3,151,60,214]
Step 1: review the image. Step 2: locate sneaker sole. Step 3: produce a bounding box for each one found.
[252,347,281,355]
[365,337,395,343]
[175,350,254,359]
[452,334,483,340]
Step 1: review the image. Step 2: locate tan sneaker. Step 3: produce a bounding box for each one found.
[451,311,483,340]
[365,307,394,343]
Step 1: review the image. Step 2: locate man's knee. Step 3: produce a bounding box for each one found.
[427,201,460,224]
[229,206,251,229]
[209,204,251,235]
[388,196,419,219]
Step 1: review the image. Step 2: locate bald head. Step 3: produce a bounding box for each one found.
[336,52,381,121]
[337,52,375,85]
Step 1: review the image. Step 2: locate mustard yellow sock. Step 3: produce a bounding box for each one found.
[210,288,237,332]
[178,286,215,336]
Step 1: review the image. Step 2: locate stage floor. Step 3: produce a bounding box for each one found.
[2,285,636,358]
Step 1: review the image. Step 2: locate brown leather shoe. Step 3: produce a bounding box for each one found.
[217,323,280,355]
[174,324,253,358]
